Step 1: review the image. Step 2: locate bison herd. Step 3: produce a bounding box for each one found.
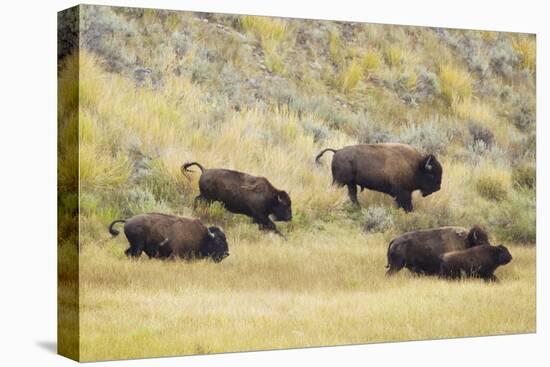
[108,143,513,282]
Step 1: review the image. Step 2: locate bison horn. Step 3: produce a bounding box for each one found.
[159,238,169,247]
[425,156,433,171]
[473,230,477,242]
[207,228,216,238]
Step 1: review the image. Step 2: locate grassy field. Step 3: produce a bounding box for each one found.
[77,228,535,361]
[57,5,536,361]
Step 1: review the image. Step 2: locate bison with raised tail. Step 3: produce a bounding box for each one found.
[109,213,230,262]
[315,143,442,211]
[386,225,490,276]
[439,244,513,282]
[182,162,292,238]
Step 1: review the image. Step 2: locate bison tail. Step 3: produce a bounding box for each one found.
[385,240,395,268]
[108,219,126,237]
[315,148,337,164]
[181,162,205,178]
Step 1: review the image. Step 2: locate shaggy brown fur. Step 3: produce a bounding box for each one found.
[315,143,442,211]
[439,245,512,282]
[386,225,491,276]
[182,162,292,237]
[109,213,229,262]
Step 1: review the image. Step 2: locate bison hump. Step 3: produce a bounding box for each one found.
[241,182,265,193]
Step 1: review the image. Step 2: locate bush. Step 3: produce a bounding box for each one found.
[398,121,451,155]
[363,206,394,233]
[301,121,330,143]
[512,165,536,189]
[475,173,509,201]
[467,53,490,79]
[489,41,519,78]
[124,186,167,216]
[511,98,535,131]
[391,71,418,105]
[357,122,394,144]
[469,121,494,149]
[80,5,138,72]
[415,67,441,103]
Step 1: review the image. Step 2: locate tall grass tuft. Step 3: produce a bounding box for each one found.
[475,168,510,202]
[439,64,473,104]
[339,59,364,92]
[512,36,536,73]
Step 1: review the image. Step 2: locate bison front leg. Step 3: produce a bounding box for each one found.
[395,191,413,212]
[254,213,287,239]
[347,184,360,207]
[484,274,500,283]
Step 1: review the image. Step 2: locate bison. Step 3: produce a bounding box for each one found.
[439,244,513,282]
[182,162,292,237]
[109,213,230,262]
[386,225,490,276]
[315,143,442,211]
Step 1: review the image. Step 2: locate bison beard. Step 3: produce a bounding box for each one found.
[315,143,442,212]
[182,162,292,238]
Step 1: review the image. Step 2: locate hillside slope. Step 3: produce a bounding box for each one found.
[57,5,536,360]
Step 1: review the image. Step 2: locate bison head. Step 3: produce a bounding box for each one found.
[272,191,292,222]
[467,225,490,247]
[496,245,513,265]
[418,154,443,197]
[200,226,230,263]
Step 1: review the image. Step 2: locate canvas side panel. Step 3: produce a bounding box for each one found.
[57,5,80,362]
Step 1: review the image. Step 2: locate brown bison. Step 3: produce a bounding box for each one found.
[439,245,512,282]
[182,162,292,237]
[315,143,442,211]
[386,225,490,276]
[109,213,230,262]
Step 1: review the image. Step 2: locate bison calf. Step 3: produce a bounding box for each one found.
[386,225,490,276]
[439,245,513,282]
[109,213,230,262]
[182,162,292,238]
[315,143,442,211]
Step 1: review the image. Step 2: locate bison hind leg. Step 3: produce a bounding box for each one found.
[125,246,142,258]
[347,184,360,207]
[386,254,406,276]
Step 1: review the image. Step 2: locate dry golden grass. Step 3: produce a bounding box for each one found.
[512,35,536,73]
[76,225,535,361]
[439,64,473,105]
[339,59,364,92]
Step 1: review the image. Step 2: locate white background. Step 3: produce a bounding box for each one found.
[0,0,547,365]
